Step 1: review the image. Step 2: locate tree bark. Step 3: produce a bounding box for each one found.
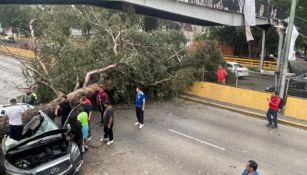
[83,64,117,87]
[0,84,101,137]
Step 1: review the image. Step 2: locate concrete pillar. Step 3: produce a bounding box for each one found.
[260,29,266,72]
[279,0,297,99]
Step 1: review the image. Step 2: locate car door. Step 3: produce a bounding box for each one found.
[226,63,234,73]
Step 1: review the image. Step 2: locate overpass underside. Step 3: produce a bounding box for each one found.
[0,0,271,27]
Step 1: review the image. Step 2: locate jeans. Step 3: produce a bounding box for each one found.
[136,107,144,124]
[266,108,278,127]
[104,125,113,141]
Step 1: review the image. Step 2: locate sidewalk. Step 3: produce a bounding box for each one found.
[181,93,307,130]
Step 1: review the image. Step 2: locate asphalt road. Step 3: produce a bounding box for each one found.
[1,54,306,175]
[0,54,27,104]
[82,100,307,175]
[236,72,275,92]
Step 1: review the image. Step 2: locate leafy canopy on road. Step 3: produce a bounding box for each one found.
[9,6,223,103]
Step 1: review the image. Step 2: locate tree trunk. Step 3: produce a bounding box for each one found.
[0,84,101,137]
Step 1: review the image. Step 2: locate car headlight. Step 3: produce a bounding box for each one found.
[70,143,80,162]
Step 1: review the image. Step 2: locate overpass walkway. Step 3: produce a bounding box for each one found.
[1,0,279,27]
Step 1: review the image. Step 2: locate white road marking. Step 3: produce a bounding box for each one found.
[168,129,226,151]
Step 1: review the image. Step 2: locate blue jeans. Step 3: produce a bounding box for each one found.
[266,108,278,127]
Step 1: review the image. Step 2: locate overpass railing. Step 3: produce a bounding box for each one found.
[175,0,284,19]
[224,56,277,71]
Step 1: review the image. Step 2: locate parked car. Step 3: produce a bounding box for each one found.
[226,62,249,77]
[1,111,83,175]
[265,80,307,98]
[291,73,307,81]
[0,103,34,118]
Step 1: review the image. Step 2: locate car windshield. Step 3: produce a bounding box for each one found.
[34,115,58,136]
[234,64,243,68]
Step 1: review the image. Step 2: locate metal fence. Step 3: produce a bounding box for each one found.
[175,0,284,19]
[224,56,277,71]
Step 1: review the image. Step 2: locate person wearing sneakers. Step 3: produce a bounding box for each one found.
[80,95,93,140]
[266,91,281,129]
[100,101,114,145]
[77,107,89,152]
[135,86,145,129]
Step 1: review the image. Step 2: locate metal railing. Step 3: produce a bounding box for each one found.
[175,0,282,19]
[224,56,277,71]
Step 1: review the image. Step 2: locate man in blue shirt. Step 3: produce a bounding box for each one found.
[242,160,260,175]
[135,86,145,129]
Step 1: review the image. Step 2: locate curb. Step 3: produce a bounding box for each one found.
[181,95,307,130]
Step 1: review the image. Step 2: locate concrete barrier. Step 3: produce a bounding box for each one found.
[186,81,307,122]
[186,81,271,112]
[0,45,35,59]
[284,97,307,121]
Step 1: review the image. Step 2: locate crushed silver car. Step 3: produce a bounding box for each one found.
[1,111,82,175]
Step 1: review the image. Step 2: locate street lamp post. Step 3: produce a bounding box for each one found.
[279,0,297,99]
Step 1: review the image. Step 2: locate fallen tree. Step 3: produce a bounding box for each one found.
[0,64,116,137]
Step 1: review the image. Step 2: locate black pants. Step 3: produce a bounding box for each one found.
[103,125,113,141]
[98,104,105,124]
[267,108,278,127]
[9,125,23,141]
[136,107,144,124]
[61,115,68,128]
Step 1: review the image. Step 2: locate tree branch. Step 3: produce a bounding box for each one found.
[29,19,50,77]
[83,64,117,87]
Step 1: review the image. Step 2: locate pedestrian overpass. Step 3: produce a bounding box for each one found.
[0,0,277,27]
[1,0,286,73]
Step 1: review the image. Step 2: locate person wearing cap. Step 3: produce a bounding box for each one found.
[100,101,114,145]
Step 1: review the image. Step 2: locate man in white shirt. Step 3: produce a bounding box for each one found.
[3,99,25,141]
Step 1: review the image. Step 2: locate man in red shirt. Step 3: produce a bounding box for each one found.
[95,86,109,124]
[216,65,228,84]
[266,91,281,128]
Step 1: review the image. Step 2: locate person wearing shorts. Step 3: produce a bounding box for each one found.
[77,107,89,153]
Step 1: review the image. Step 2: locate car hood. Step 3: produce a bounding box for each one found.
[5,129,67,154]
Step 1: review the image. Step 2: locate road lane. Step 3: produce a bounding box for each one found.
[83,99,307,175]
[0,54,27,104]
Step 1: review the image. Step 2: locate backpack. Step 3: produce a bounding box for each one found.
[278,98,284,110]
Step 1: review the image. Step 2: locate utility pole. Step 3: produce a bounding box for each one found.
[260,29,266,72]
[279,0,297,99]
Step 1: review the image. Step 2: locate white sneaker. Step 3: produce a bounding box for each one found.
[135,122,140,126]
[87,136,92,141]
[85,145,89,149]
[107,140,114,145]
[139,124,144,129]
[100,138,109,142]
[81,146,85,153]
